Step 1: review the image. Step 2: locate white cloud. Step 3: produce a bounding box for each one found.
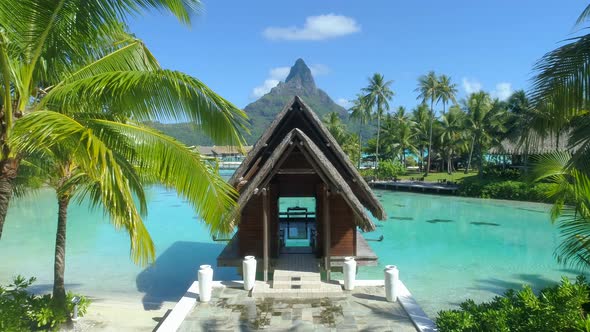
[251,66,290,98]
[336,98,352,109]
[492,82,513,101]
[462,77,482,94]
[263,14,360,41]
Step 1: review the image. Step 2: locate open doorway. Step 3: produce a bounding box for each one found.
[278,197,317,254]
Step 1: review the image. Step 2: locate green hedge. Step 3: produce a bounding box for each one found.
[436,276,590,332]
[457,178,554,203]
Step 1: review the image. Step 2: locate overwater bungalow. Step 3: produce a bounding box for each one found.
[217,96,387,282]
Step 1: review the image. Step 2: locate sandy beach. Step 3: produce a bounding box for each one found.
[68,299,175,332]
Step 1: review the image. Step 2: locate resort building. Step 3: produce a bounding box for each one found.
[217,96,387,281]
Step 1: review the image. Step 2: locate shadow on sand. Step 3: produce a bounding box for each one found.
[136,241,238,310]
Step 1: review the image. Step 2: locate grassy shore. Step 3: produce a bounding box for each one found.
[397,170,478,182]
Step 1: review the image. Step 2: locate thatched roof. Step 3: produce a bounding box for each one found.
[212,146,252,155]
[230,96,386,221]
[489,132,571,155]
[194,145,253,156]
[234,128,376,231]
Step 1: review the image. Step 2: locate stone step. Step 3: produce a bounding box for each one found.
[272,280,323,290]
[273,273,320,282]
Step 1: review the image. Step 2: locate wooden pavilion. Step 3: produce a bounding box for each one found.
[217,96,386,281]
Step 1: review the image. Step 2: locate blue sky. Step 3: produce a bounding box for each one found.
[128,0,587,111]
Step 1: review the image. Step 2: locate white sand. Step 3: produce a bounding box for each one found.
[67,299,175,332]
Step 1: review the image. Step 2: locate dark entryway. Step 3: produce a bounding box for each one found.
[278,197,317,254]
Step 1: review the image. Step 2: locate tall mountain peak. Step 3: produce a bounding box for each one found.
[243,58,347,143]
[284,58,316,91]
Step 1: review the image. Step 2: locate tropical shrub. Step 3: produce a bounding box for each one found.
[0,276,89,331]
[481,165,522,180]
[376,160,405,179]
[436,276,590,332]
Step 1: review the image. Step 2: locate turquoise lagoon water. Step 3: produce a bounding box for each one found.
[0,172,583,316]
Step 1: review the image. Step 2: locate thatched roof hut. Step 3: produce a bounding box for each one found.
[218,96,385,279]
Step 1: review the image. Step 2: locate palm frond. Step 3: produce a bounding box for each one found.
[530,33,590,115]
[87,119,239,235]
[12,111,155,265]
[40,69,248,146]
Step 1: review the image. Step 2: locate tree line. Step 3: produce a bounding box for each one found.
[325,73,542,178]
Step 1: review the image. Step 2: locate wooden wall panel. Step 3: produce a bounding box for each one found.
[329,193,356,256]
[238,195,263,257]
[270,183,279,258]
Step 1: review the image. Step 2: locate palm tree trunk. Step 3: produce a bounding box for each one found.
[448,155,452,175]
[420,147,424,172]
[358,128,362,169]
[53,193,72,323]
[465,136,475,174]
[426,98,434,176]
[0,158,18,240]
[477,144,484,177]
[375,113,381,171]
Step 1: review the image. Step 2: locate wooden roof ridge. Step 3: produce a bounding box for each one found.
[229,96,386,220]
[231,128,377,232]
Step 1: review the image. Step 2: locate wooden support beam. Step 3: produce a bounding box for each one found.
[262,188,269,282]
[276,168,316,175]
[323,187,331,281]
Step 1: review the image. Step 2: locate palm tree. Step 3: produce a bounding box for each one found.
[0,0,241,239]
[325,112,347,143]
[324,112,358,163]
[0,0,247,318]
[439,105,467,174]
[415,71,440,176]
[437,75,458,115]
[349,94,372,168]
[363,73,394,170]
[411,103,431,172]
[391,107,417,166]
[463,92,507,175]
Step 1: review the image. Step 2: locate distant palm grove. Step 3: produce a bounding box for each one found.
[325,72,552,178]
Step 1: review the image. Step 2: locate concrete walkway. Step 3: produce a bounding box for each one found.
[178,286,417,331]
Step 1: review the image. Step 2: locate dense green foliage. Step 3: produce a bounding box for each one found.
[458,178,553,202]
[0,276,89,331]
[436,276,590,332]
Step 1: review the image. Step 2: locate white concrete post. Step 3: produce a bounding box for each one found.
[343,257,356,290]
[243,256,257,291]
[384,265,399,302]
[198,265,213,302]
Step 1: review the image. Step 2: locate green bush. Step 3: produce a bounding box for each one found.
[436,276,590,332]
[457,178,554,203]
[375,160,405,180]
[0,276,90,331]
[481,165,523,180]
